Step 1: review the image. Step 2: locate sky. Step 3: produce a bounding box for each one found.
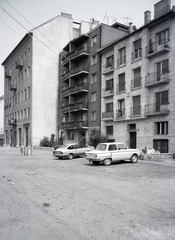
[0,0,175,96]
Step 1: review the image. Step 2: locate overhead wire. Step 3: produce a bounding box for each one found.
[5,0,61,51]
[0,5,59,57]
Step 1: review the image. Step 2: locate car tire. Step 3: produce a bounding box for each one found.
[130,154,138,163]
[92,161,100,165]
[103,158,112,166]
[68,153,74,160]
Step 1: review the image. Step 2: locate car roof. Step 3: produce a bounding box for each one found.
[99,142,124,145]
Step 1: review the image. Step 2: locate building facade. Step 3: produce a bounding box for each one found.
[58,23,129,143]
[0,95,4,146]
[2,13,98,147]
[99,0,175,153]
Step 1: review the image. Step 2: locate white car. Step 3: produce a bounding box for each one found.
[53,143,94,160]
[85,142,140,166]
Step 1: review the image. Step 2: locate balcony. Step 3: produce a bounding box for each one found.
[69,65,89,78]
[131,48,142,62]
[116,108,125,119]
[69,102,88,112]
[102,111,114,120]
[131,77,142,89]
[146,40,170,58]
[8,119,17,125]
[117,56,126,67]
[10,82,17,91]
[62,102,88,113]
[62,52,71,67]
[145,72,170,87]
[15,59,23,69]
[102,88,114,98]
[102,61,114,75]
[62,120,88,129]
[5,70,11,79]
[62,83,89,96]
[70,46,89,61]
[145,103,169,116]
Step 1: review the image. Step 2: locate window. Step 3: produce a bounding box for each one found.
[106,79,113,91]
[133,95,141,115]
[24,69,27,80]
[24,89,27,100]
[132,67,141,88]
[24,51,27,59]
[20,91,23,102]
[27,107,30,118]
[91,73,97,84]
[153,139,168,153]
[91,111,96,121]
[21,110,23,119]
[21,71,23,82]
[156,59,169,81]
[27,66,30,78]
[27,87,30,98]
[91,54,97,65]
[106,55,114,68]
[132,39,142,60]
[118,144,127,150]
[106,126,113,135]
[118,73,125,92]
[106,102,113,112]
[118,47,126,66]
[91,35,97,47]
[91,92,97,102]
[28,47,31,57]
[18,93,20,103]
[156,29,169,45]
[156,91,168,105]
[24,109,26,119]
[155,122,168,135]
[18,111,20,120]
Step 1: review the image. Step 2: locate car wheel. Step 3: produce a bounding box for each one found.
[130,154,138,163]
[92,161,100,165]
[103,158,112,166]
[68,153,74,160]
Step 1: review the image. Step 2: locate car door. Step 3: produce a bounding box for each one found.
[108,144,118,161]
[75,145,83,156]
[117,143,130,160]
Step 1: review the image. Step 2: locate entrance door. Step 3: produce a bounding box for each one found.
[25,127,28,147]
[13,130,16,147]
[130,132,136,149]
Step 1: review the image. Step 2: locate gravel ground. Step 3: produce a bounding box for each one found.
[0,147,175,240]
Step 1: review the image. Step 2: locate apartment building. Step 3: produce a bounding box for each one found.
[99,0,175,153]
[2,13,98,147]
[58,22,129,143]
[0,95,4,146]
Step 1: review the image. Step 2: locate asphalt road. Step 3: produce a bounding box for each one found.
[0,147,175,240]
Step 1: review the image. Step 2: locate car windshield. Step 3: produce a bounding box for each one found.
[95,143,107,151]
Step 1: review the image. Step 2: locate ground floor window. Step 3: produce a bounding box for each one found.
[106,126,113,135]
[153,139,168,153]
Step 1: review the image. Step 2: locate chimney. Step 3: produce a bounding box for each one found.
[129,22,133,33]
[144,11,151,25]
[154,0,171,19]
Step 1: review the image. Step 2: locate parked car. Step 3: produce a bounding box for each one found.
[53,143,94,160]
[85,142,140,166]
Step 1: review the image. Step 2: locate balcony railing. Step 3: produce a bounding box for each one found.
[62,120,88,129]
[145,71,170,87]
[8,119,17,125]
[132,48,142,61]
[5,70,11,79]
[10,82,17,91]
[117,56,126,67]
[62,101,88,112]
[102,111,114,119]
[146,40,170,57]
[131,77,142,89]
[102,88,114,97]
[116,108,125,118]
[145,103,169,116]
[69,65,89,77]
[70,46,89,60]
[103,61,114,74]
[130,106,141,117]
[62,83,89,96]
[15,59,23,69]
